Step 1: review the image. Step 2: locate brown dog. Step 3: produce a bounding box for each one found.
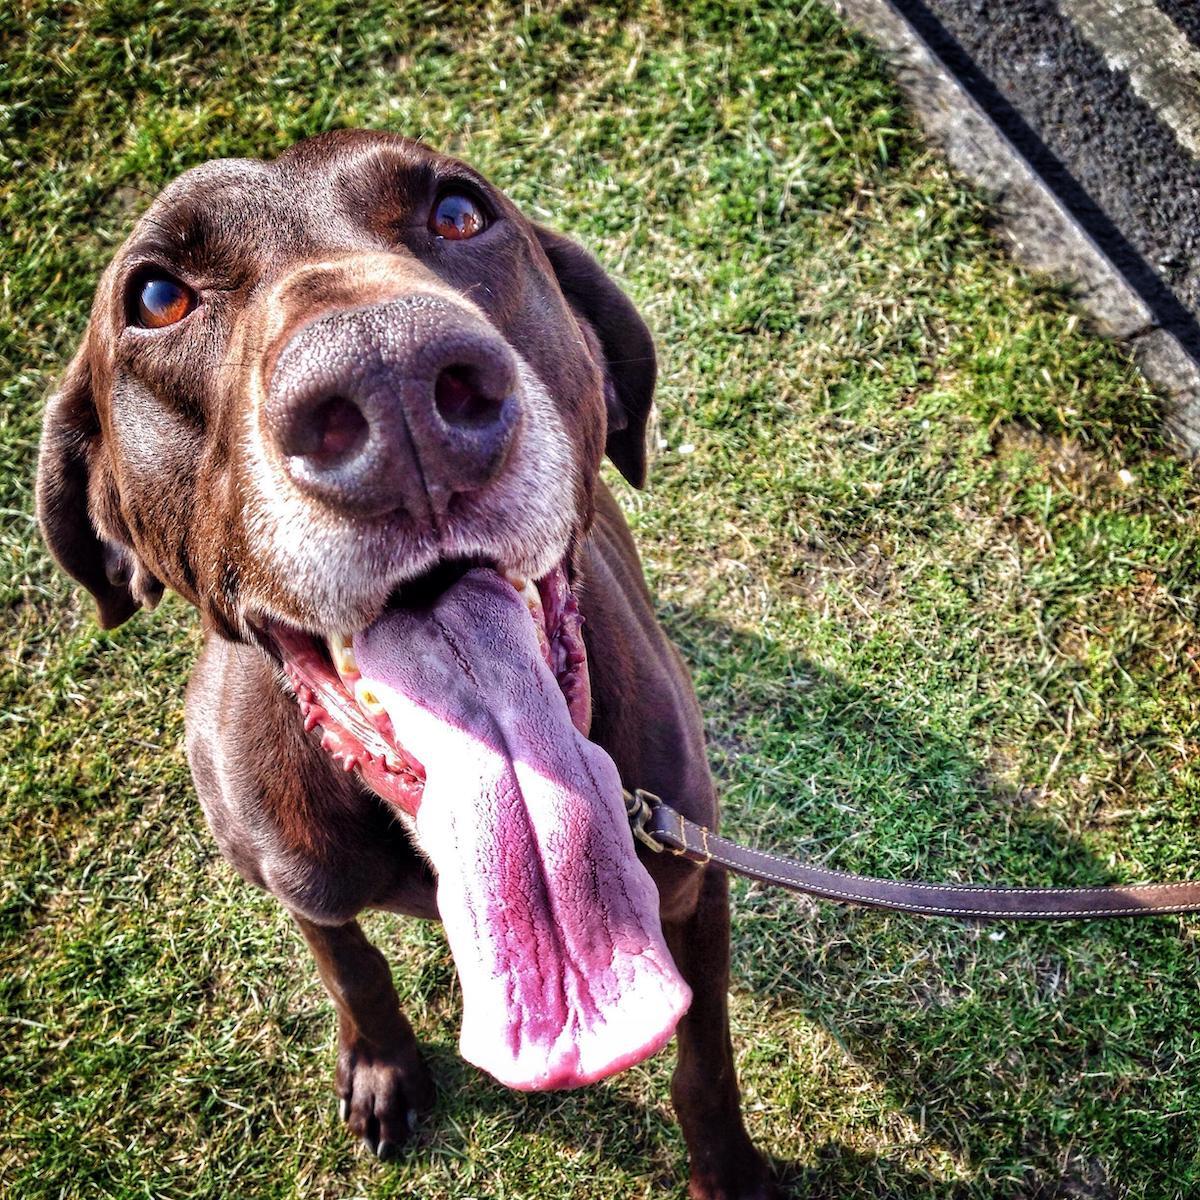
[36,130,772,1199]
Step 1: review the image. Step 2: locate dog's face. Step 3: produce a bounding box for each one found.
[36,132,690,1093]
[37,129,654,641]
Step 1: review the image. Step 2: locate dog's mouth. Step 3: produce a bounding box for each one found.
[265,558,691,1091]
[270,561,591,815]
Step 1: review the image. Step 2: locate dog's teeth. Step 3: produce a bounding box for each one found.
[502,568,542,612]
[518,578,540,608]
[354,677,387,716]
[328,631,358,677]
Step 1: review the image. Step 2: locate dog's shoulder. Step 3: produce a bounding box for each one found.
[185,635,436,922]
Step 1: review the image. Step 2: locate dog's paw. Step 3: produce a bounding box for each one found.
[335,1029,435,1160]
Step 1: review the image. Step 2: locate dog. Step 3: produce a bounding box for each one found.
[36,130,773,1200]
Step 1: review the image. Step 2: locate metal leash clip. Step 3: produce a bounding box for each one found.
[623,787,665,853]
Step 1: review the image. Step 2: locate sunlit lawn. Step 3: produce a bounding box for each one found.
[4,2,1200,1197]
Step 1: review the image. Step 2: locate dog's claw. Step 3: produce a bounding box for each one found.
[376,1139,396,1161]
[338,1097,350,1122]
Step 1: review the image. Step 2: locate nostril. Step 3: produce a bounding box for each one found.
[434,365,506,428]
[284,396,369,467]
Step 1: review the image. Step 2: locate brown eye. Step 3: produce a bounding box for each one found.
[136,277,195,328]
[430,191,487,240]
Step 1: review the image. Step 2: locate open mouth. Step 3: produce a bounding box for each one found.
[269,560,591,819]
[263,557,691,1092]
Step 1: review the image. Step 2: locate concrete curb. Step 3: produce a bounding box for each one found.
[831,0,1200,450]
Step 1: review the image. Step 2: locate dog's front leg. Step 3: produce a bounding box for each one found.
[293,913,434,1159]
[665,865,775,1200]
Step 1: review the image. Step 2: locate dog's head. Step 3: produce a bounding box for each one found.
[37,129,654,640]
[36,131,691,1093]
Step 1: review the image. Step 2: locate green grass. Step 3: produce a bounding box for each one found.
[4,1,1200,1196]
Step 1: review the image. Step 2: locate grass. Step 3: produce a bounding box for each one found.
[3,1,1200,1196]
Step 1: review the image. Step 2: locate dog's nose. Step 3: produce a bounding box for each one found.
[265,297,519,518]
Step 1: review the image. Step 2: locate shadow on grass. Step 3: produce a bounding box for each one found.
[660,606,1194,1198]
[370,605,1197,1198]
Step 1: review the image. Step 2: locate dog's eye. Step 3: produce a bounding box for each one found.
[430,191,487,240]
[135,277,196,328]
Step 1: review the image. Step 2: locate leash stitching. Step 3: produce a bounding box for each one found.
[632,791,1200,918]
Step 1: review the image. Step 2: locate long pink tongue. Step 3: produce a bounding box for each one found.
[352,569,691,1090]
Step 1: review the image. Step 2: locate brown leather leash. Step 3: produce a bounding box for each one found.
[623,788,1200,920]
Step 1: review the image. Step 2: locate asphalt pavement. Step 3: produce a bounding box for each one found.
[834,0,1200,447]
[913,0,1200,327]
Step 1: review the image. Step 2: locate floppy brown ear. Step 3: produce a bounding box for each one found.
[535,226,656,488]
[36,348,150,629]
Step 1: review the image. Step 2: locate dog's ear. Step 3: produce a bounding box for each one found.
[36,347,160,628]
[535,226,656,488]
